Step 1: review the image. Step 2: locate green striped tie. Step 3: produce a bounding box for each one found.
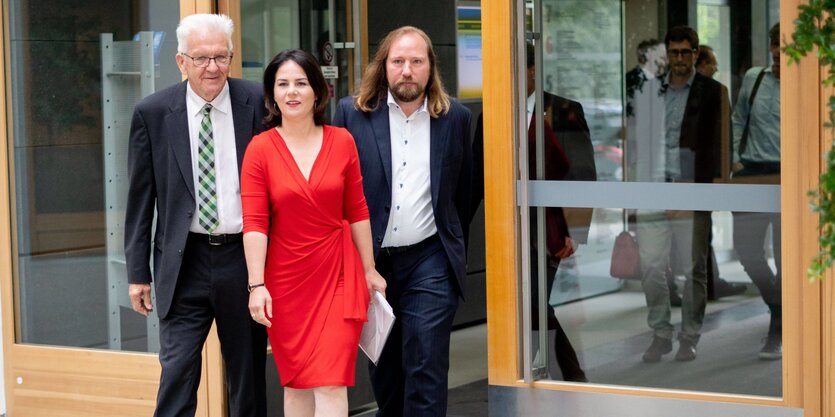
[197,103,219,233]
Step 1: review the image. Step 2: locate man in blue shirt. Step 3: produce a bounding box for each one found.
[731,23,782,360]
[637,26,727,363]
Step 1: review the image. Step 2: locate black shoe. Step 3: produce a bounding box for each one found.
[759,335,782,360]
[669,290,682,307]
[675,338,697,361]
[642,336,673,363]
[563,374,589,383]
[711,279,748,300]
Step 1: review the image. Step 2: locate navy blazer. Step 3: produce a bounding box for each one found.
[332,96,473,296]
[124,79,267,319]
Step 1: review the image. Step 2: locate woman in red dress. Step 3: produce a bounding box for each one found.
[241,49,386,417]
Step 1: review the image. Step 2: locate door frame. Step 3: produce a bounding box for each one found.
[483,0,828,414]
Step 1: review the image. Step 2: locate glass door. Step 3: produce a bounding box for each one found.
[521,0,785,398]
[237,0,362,119]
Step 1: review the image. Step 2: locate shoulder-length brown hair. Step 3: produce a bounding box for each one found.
[262,49,329,128]
[354,26,450,117]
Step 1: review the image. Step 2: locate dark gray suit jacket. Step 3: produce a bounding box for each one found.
[332,96,473,296]
[124,79,266,319]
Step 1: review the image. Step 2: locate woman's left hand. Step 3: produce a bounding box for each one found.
[554,237,577,259]
[365,268,387,299]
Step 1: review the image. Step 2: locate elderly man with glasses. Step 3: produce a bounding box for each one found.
[124,13,268,417]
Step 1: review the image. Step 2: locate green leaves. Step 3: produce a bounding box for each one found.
[786,0,835,281]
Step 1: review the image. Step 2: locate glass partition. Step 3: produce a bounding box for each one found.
[8,0,181,352]
[239,0,358,118]
[521,0,782,396]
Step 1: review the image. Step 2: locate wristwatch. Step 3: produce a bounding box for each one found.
[247,283,265,293]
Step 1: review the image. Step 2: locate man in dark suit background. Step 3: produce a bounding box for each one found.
[124,13,267,417]
[472,41,596,382]
[637,26,728,363]
[332,25,472,417]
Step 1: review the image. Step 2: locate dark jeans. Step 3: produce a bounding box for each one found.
[733,161,782,336]
[371,236,459,417]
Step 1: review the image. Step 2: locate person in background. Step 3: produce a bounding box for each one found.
[124,13,267,417]
[694,44,750,302]
[525,39,596,382]
[637,26,728,363]
[696,45,718,78]
[332,25,473,417]
[242,49,386,416]
[731,23,783,360]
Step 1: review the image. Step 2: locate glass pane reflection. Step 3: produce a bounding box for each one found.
[9,0,181,352]
[528,208,781,396]
[523,0,782,397]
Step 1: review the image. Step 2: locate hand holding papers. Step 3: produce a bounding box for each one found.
[360,290,395,365]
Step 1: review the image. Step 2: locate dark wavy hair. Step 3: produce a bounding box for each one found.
[262,49,329,128]
[664,26,699,50]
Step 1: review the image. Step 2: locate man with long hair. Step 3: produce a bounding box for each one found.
[333,26,473,416]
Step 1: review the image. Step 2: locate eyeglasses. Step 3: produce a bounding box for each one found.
[667,48,696,58]
[181,52,233,68]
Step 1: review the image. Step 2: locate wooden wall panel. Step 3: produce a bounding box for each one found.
[483,0,828,414]
[6,347,161,417]
[781,0,824,415]
[483,0,519,385]
[1,0,14,413]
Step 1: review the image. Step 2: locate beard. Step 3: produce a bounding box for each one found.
[391,79,425,103]
[671,63,692,77]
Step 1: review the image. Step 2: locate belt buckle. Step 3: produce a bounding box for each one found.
[208,234,224,246]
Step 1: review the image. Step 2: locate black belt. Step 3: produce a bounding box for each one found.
[381,234,440,256]
[188,232,243,246]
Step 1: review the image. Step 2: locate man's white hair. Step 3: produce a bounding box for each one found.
[176,14,234,53]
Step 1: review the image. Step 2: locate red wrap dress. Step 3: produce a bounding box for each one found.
[240,125,370,388]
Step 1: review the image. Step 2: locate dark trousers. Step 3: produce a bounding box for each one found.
[733,211,782,334]
[733,162,782,336]
[371,236,460,417]
[155,235,268,417]
[530,255,586,381]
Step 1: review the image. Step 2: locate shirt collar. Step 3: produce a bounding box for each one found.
[187,81,231,116]
[526,93,536,112]
[663,69,696,89]
[386,90,428,115]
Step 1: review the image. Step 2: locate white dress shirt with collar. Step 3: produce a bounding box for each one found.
[185,82,242,234]
[383,90,436,248]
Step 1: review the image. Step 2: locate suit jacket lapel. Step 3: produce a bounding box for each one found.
[370,106,393,187]
[430,115,445,204]
[229,80,255,175]
[680,75,703,149]
[166,83,195,200]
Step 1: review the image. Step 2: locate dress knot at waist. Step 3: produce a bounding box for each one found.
[341,220,368,321]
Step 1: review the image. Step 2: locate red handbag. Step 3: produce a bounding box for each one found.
[610,231,640,280]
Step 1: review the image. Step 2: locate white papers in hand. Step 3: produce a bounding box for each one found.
[359,291,395,365]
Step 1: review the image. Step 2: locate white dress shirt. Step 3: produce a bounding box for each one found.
[382,91,436,247]
[527,93,537,129]
[185,82,243,234]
